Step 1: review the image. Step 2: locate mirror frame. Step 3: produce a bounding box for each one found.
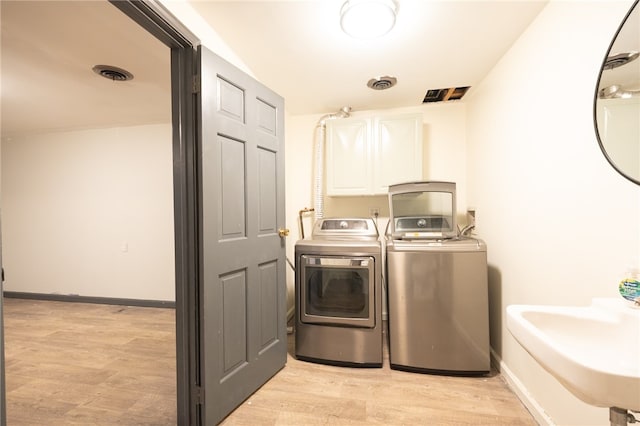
[593,0,640,186]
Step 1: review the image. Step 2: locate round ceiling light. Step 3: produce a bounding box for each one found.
[340,0,398,39]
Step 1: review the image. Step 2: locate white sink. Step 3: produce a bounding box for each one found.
[506,298,640,411]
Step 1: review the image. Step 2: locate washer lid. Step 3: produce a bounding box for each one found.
[388,181,457,240]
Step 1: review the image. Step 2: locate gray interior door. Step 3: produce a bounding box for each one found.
[198,46,287,424]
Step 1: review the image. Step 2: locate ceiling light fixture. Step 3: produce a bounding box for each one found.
[340,0,398,39]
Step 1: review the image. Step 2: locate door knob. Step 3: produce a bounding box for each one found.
[278,228,290,238]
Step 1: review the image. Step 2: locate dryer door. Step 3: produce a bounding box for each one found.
[299,255,376,328]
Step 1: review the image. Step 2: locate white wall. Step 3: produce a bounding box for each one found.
[158,0,254,76]
[1,124,175,301]
[286,103,469,227]
[285,104,470,317]
[466,1,639,425]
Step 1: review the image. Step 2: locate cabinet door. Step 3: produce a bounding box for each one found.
[326,118,371,196]
[372,113,423,194]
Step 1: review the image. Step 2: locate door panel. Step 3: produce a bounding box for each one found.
[258,149,277,232]
[220,270,247,375]
[199,46,286,424]
[258,261,278,350]
[220,136,246,238]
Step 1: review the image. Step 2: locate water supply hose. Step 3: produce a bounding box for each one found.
[298,207,315,239]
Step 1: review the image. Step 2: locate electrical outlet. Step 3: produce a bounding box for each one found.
[369,207,379,217]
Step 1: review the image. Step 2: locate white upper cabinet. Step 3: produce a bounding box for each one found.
[325,117,371,195]
[326,113,423,196]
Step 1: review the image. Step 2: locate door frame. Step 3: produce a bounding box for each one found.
[109,1,200,423]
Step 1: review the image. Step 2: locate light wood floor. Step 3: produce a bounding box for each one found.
[4,298,176,425]
[223,330,537,426]
[4,298,536,425]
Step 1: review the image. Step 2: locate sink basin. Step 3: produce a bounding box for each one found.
[506,298,640,411]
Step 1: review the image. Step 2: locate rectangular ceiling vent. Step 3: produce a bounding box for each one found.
[423,86,470,103]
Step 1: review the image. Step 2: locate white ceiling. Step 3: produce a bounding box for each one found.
[189,0,549,114]
[1,0,549,137]
[0,1,171,137]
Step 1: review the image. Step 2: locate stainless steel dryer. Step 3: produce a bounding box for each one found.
[295,218,383,367]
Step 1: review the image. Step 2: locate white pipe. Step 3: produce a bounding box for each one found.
[313,107,352,221]
[313,125,325,220]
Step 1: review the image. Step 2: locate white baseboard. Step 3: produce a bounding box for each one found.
[491,348,555,426]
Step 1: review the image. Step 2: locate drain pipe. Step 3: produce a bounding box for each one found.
[314,106,352,220]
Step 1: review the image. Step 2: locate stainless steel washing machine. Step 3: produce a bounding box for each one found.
[386,181,490,375]
[295,218,383,367]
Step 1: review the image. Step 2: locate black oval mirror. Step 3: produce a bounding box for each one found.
[594,0,640,185]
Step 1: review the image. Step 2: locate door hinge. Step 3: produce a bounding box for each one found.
[193,385,204,405]
[192,75,200,94]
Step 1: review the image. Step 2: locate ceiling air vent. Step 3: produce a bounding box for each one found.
[423,86,470,103]
[92,65,134,81]
[367,76,397,90]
